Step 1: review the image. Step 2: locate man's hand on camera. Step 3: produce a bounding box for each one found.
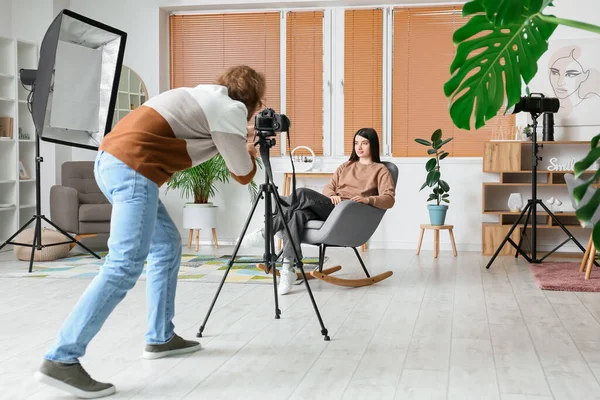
[246,142,257,158]
[351,196,369,204]
[330,196,342,205]
[246,125,255,143]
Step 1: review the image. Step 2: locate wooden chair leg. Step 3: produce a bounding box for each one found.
[188,229,193,249]
[212,228,218,248]
[434,230,439,258]
[195,229,200,252]
[416,228,425,255]
[585,242,596,280]
[449,229,457,257]
[580,233,593,273]
[361,243,367,252]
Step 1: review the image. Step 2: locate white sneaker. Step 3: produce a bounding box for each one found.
[278,268,296,295]
[238,228,265,248]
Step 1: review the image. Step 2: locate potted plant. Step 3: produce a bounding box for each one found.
[415,129,453,226]
[166,154,260,238]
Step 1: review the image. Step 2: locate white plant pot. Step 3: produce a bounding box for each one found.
[183,203,217,230]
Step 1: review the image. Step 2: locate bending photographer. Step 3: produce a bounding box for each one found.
[34,65,264,399]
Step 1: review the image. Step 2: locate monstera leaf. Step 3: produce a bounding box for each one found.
[444,0,557,130]
[446,0,600,131]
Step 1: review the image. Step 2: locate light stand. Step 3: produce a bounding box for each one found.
[485,112,587,269]
[196,132,330,341]
[0,73,101,273]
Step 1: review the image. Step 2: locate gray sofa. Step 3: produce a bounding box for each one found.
[50,161,111,250]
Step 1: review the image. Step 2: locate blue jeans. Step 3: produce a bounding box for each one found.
[44,150,182,364]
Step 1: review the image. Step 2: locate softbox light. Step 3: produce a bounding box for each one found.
[32,9,126,150]
[0,10,127,273]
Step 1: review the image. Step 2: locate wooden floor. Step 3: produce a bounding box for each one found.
[2,246,600,399]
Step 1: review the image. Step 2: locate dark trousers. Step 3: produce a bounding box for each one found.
[272,188,335,262]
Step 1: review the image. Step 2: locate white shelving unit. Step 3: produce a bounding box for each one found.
[112,66,148,129]
[0,36,38,252]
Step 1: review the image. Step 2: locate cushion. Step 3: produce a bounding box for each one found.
[79,204,112,222]
[13,228,70,261]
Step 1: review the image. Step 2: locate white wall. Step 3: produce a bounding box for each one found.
[12,0,600,252]
[0,0,12,37]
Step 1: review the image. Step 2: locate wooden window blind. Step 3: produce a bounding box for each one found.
[286,11,324,155]
[169,12,281,154]
[344,9,383,155]
[392,6,514,157]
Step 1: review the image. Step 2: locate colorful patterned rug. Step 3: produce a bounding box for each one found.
[3,253,324,284]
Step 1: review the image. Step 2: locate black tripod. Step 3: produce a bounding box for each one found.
[0,90,100,272]
[485,113,587,269]
[196,132,330,341]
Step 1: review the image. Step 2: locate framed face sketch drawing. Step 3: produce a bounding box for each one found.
[529,38,600,127]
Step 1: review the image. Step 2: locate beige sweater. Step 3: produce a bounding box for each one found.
[322,161,396,209]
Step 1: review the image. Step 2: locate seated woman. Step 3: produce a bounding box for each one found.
[242,127,396,295]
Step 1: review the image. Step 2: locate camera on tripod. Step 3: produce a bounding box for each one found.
[254,108,290,136]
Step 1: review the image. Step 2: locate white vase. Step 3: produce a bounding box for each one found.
[507,193,523,212]
[182,203,217,230]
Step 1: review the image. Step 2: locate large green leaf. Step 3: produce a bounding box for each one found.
[439,180,450,192]
[574,148,600,178]
[426,158,437,172]
[427,171,441,187]
[431,129,442,142]
[576,189,600,223]
[444,5,558,130]
[415,138,431,146]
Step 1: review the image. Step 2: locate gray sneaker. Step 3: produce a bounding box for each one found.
[142,333,202,360]
[34,359,115,399]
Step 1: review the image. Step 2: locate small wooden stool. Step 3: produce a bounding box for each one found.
[416,224,457,258]
[188,228,219,252]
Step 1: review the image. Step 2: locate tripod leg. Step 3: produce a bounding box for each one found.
[515,206,532,258]
[539,201,587,253]
[486,202,533,269]
[269,231,281,319]
[197,186,264,338]
[271,192,330,341]
[42,216,101,259]
[0,216,36,251]
[28,218,40,273]
[537,201,594,264]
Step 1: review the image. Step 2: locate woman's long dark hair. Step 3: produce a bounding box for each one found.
[349,128,381,163]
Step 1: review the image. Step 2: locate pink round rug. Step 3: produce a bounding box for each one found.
[528,261,600,292]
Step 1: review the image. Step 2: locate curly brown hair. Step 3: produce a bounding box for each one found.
[216,65,266,120]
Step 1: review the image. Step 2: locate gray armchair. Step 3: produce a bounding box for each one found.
[50,161,111,249]
[301,161,399,285]
[565,173,600,279]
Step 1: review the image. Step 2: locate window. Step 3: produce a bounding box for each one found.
[391,6,514,157]
[169,12,281,153]
[344,9,383,155]
[286,10,324,155]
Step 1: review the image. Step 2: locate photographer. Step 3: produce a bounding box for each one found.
[35,65,264,399]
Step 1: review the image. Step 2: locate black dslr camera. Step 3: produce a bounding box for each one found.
[511,93,560,115]
[254,108,290,136]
